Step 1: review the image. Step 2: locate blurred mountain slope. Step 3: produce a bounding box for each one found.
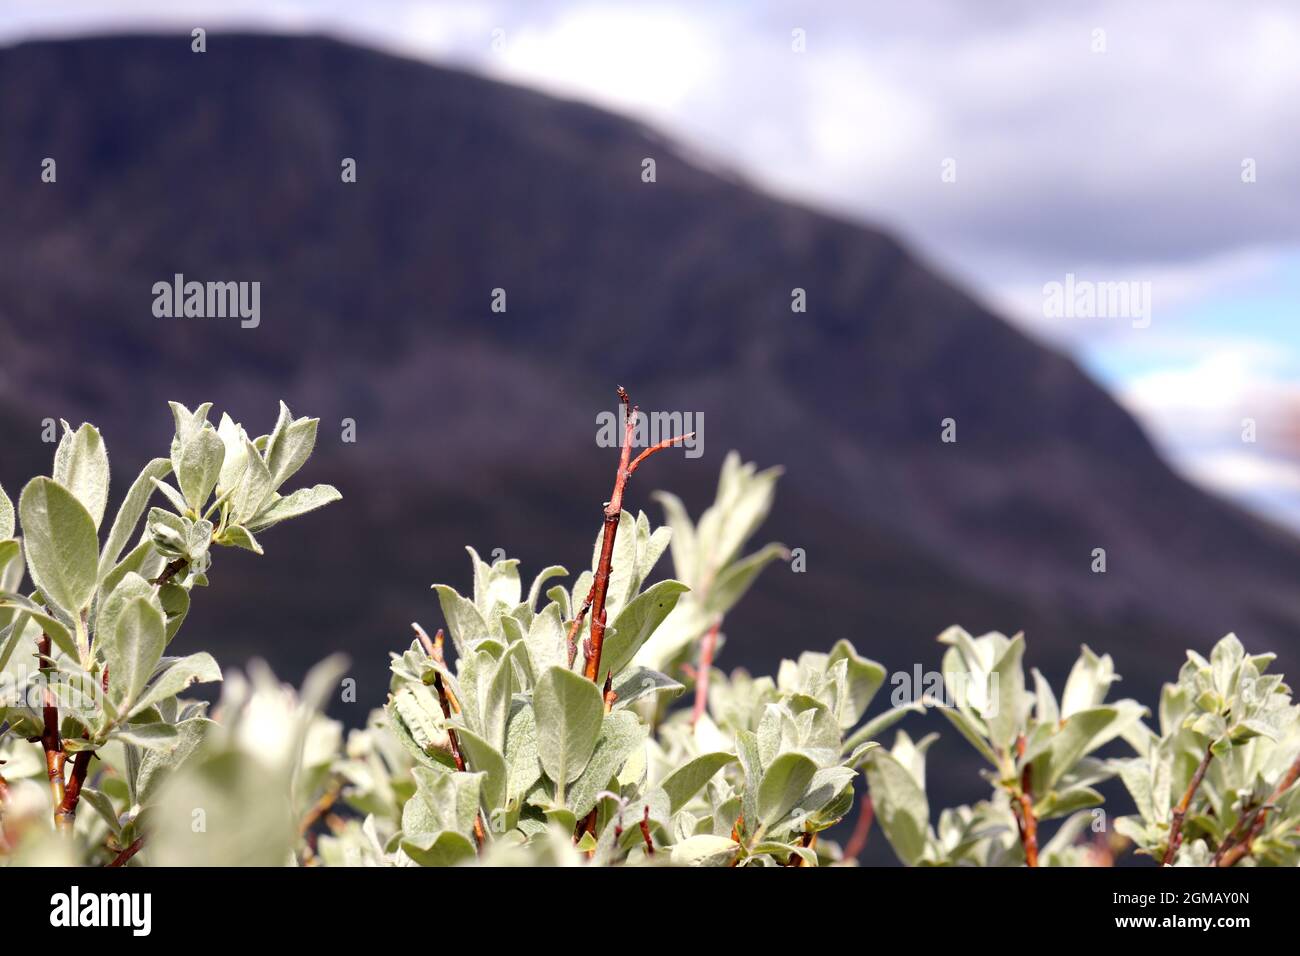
[1,32,1297,724]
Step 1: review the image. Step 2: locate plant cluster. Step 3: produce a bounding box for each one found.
[2,392,1299,868]
[0,402,339,864]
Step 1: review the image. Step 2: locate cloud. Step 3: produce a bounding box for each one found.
[3,0,1298,522]
[1116,341,1300,523]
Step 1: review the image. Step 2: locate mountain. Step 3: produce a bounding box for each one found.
[2,31,1298,748]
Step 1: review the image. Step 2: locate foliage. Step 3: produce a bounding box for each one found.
[3,397,1299,868]
[0,402,338,864]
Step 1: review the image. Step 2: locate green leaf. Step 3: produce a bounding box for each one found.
[78,787,122,834]
[219,525,263,555]
[527,565,568,613]
[935,705,1000,766]
[862,748,931,865]
[100,596,166,712]
[651,490,697,585]
[670,834,739,867]
[533,665,603,795]
[246,484,341,532]
[167,401,213,473]
[112,722,180,751]
[611,666,684,710]
[0,591,77,660]
[263,403,319,492]
[1060,646,1116,719]
[523,601,567,676]
[0,539,23,612]
[457,726,509,814]
[148,478,189,515]
[403,766,482,843]
[0,483,13,539]
[481,642,523,750]
[135,717,214,805]
[566,710,645,817]
[592,511,638,618]
[756,751,818,828]
[177,424,225,512]
[505,703,541,804]
[1032,667,1060,725]
[983,633,1026,750]
[599,580,690,684]
[402,830,477,867]
[704,542,786,618]
[1034,706,1118,791]
[660,752,737,814]
[53,422,111,530]
[431,584,490,657]
[827,639,887,728]
[215,413,252,494]
[128,652,222,718]
[230,439,273,525]
[19,477,100,617]
[98,458,171,579]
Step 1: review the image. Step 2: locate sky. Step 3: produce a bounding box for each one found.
[4,0,1299,527]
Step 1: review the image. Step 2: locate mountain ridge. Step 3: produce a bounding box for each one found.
[0,32,1296,724]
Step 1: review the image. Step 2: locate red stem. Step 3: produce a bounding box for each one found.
[581,387,692,684]
[843,794,874,860]
[690,619,721,725]
[1163,745,1214,866]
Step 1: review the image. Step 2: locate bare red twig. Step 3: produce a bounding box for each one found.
[581,387,691,685]
[107,837,144,867]
[843,794,874,861]
[1215,750,1300,867]
[1163,745,1215,866]
[414,624,484,848]
[56,751,92,829]
[639,806,655,857]
[1011,734,1038,867]
[690,619,722,726]
[151,558,187,588]
[56,666,108,830]
[34,634,71,834]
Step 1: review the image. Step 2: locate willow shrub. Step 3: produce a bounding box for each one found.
[2,397,1298,867]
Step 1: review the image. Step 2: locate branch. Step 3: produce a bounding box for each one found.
[56,667,108,829]
[56,751,93,829]
[151,558,188,588]
[843,794,874,861]
[35,634,70,834]
[299,779,342,837]
[690,619,722,726]
[639,806,655,857]
[414,624,484,849]
[1163,744,1215,866]
[107,837,143,867]
[581,387,691,684]
[1011,734,1038,867]
[1215,750,1300,867]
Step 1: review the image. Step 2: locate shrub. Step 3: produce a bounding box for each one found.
[2,391,1298,867]
[0,402,338,864]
